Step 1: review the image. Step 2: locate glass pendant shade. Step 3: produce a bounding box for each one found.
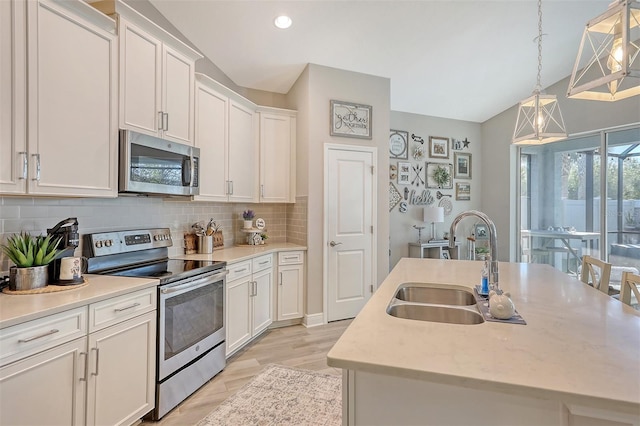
[567,0,640,101]
[513,90,567,145]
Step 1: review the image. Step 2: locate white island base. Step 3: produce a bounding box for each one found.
[343,369,638,426]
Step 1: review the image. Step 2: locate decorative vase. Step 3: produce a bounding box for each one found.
[9,265,49,291]
[243,220,253,229]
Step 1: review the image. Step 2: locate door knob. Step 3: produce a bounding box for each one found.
[329,241,342,247]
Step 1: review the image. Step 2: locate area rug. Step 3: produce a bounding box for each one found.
[196,364,342,426]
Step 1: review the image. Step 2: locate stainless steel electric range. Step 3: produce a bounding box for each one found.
[83,228,227,420]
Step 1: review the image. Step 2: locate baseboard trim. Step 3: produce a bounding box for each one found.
[302,313,324,328]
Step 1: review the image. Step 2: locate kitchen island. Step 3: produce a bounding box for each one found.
[327,258,640,426]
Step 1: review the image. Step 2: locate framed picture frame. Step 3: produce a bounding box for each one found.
[426,162,453,189]
[397,162,411,185]
[389,129,409,159]
[441,249,450,260]
[428,136,449,159]
[474,223,489,240]
[454,152,472,179]
[330,100,372,139]
[455,182,471,201]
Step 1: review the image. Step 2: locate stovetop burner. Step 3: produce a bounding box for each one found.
[83,228,226,285]
[108,258,226,285]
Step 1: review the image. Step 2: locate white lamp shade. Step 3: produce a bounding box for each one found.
[423,207,444,223]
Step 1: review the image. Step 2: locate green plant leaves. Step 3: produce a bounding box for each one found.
[1,232,61,267]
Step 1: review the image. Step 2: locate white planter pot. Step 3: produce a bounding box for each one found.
[243,220,253,229]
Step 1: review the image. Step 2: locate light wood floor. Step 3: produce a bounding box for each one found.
[146,319,352,426]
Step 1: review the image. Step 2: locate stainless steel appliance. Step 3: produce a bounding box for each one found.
[47,217,80,284]
[83,228,226,420]
[119,130,200,196]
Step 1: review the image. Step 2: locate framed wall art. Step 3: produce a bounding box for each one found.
[454,152,472,179]
[330,100,372,139]
[426,162,453,189]
[455,182,471,201]
[397,162,411,185]
[474,223,489,240]
[428,136,449,159]
[389,129,409,159]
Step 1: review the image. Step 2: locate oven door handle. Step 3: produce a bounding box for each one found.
[160,270,228,294]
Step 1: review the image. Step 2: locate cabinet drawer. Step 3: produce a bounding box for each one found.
[252,254,273,273]
[227,260,252,282]
[0,306,87,367]
[278,251,304,265]
[89,288,156,332]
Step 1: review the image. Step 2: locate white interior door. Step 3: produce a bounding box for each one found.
[325,145,376,322]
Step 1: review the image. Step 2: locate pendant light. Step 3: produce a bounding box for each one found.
[512,0,567,146]
[567,0,639,101]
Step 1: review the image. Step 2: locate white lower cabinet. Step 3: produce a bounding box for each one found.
[225,255,273,357]
[0,288,157,426]
[0,337,87,425]
[277,251,305,321]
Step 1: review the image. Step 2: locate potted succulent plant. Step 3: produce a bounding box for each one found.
[1,232,61,290]
[242,210,255,229]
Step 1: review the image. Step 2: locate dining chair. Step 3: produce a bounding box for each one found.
[620,271,640,308]
[580,255,612,294]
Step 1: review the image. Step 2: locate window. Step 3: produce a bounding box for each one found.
[517,125,640,287]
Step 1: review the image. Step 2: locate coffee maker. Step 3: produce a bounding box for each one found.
[47,218,79,283]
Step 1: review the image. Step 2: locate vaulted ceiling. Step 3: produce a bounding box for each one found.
[149,0,612,123]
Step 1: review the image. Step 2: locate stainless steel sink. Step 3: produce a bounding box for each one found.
[394,284,476,306]
[387,304,484,325]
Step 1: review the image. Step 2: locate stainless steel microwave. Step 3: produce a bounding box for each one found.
[119,130,200,196]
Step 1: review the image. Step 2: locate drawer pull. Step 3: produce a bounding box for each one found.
[284,256,297,260]
[234,267,248,273]
[259,260,270,265]
[114,302,140,312]
[18,328,59,343]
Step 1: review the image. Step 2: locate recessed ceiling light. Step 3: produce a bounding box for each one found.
[274,15,292,29]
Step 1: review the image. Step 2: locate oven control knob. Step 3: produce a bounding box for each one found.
[105,239,112,247]
[154,235,159,241]
[95,241,103,248]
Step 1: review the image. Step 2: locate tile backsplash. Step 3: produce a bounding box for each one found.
[0,196,305,273]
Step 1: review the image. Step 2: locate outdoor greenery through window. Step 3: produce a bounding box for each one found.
[518,125,640,295]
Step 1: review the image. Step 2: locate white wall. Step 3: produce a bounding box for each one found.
[389,111,482,268]
[481,75,640,261]
[288,64,390,316]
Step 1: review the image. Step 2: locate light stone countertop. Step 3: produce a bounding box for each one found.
[327,258,640,415]
[172,242,306,264]
[0,275,159,329]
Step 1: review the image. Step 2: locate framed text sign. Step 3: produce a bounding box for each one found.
[330,100,372,139]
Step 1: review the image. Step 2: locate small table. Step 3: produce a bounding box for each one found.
[521,229,600,272]
[408,241,460,260]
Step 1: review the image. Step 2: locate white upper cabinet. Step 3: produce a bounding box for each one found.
[95,0,202,145]
[258,108,296,203]
[1,0,118,197]
[0,0,26,194]
[194,73,258,203]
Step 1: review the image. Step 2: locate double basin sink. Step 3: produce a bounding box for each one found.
[387,283,484,325]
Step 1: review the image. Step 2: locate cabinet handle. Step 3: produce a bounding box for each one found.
[279,272,283,286]
[284,256,297,260]
[229,181,234,195]
[261,184,264,197]
[114,302,140,312]
[234,267,247,273]
[31,153,40,181]
[79,352,87,382]
[18,328,59,343]
[259,260,269,265]
[18,151,27,180]
[158,111,164,130]
[91,347,100,376]
[164,112,169,131]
